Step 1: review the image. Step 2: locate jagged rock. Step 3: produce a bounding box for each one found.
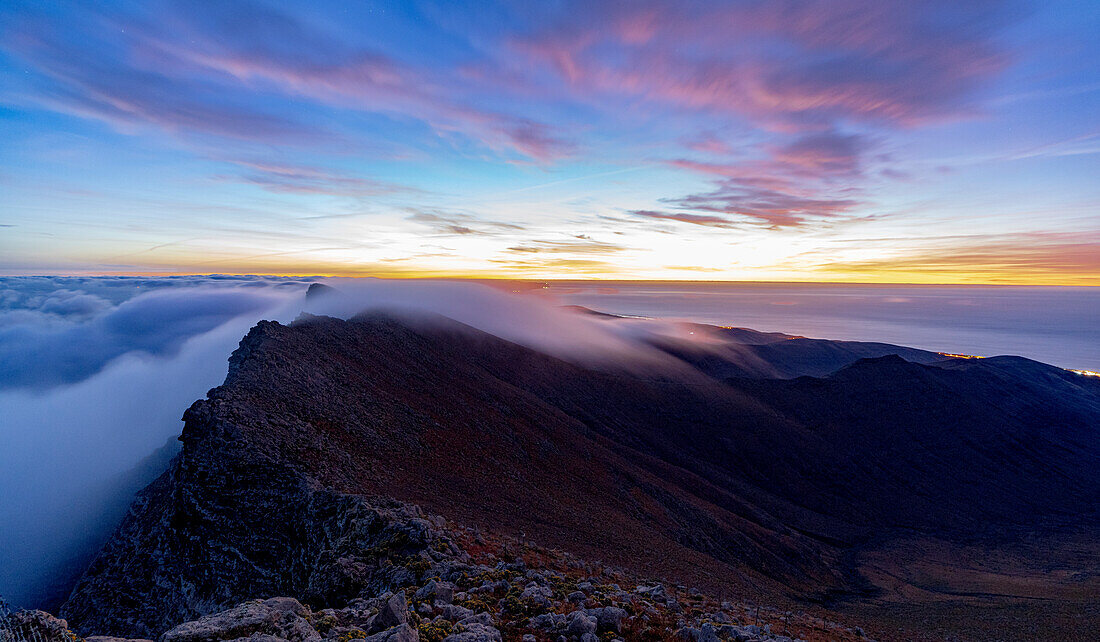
[527,613,565,631]
[367,593,408,633]
[160,599,319,642]
[455,614,492,628]
[363,624,418,642]
[437,605,473,622]
[564,611,596,637]
[441,622,500,642]
[585,607,626,634]
[61,445,446,639]
[520,584,552,607]
[1,610,79,642]
[415,581,454,605]
[227,635,285,642]
[635,584,669,602]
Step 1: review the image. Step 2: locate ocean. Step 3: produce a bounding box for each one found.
[546,282,1100,372]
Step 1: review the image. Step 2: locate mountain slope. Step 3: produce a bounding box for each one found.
[61,313,1100,639]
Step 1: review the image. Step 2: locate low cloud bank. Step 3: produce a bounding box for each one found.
[0,277,311,607]
[1,276,703,608]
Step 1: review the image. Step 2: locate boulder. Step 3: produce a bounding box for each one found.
[368,593,408,634]
[437,605,473,622]
[364,624,418,642]
[161,599,319,642]
[441,622,501,642]
[415,581,454,605]
[585,607,626,633]
[565,611,596,637]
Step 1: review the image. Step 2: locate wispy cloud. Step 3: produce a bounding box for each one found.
[218,159,407,197]
[814,232,1100,284]
[407,209,525,236]
[629,210,739,229]
[507,239,627,254]
[4,16,327,144]
[509,0,1015,129]
[660,130,869,228]
[125,1,574,161]
[665,182,862,228]
[2,1,573,161]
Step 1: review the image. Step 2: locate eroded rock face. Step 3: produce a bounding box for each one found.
[59,390,465,639]
[0,610,80,642]
[60,471,459,638]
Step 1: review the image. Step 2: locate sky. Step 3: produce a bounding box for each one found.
[0,0,1098,284]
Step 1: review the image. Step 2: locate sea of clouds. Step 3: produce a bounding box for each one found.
[0,275,703,608]
[4,274,1093,608]
[0,276,317,607]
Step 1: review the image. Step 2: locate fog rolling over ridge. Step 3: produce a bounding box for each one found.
[0,275,1095,609]
[0,277,312,607]
[0,275,697,607]
[550,282,1100,372]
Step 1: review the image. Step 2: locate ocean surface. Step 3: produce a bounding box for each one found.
[547,282,1100,372]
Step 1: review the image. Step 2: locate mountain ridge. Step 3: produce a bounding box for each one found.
[55,311,1100,640]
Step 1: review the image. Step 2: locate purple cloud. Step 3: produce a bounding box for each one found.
[510,0,1016,129]
[770,131,866,177]
[5,29,323,144]
[629,210,740,229]
[128,1,575,161]
[665,181,861,229]
[663,130,869,227]
[2,1,574,161]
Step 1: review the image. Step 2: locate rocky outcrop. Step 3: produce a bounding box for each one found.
[14,544,879,642]
[60,460,463,638]
[0,608,82,642]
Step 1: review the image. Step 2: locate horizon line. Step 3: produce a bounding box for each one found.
[1,272,1097,287]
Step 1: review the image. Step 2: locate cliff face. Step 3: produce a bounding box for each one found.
[60,313,1100,639]
[60,402,462,637]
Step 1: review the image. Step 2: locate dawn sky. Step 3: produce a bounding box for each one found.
[1,0,1098,283]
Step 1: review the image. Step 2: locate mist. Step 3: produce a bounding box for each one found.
[0,276,694,608]
[0,278,311,606]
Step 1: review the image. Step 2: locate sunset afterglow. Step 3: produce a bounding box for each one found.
[1,1,1098,283]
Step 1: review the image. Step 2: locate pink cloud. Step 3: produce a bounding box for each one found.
[770,131,865,176]
[8,2,574,163]
[630,210,739,229]
[667,181,861,228]
[133,5,575,162]
[510,0,1013,129]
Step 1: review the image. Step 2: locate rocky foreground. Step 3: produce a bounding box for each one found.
[4,512,872,642]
